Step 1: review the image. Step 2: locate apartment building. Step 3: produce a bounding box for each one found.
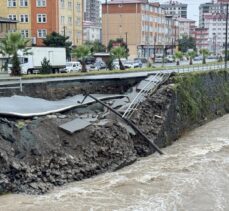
[102,0,179,59]
[83,0,100,25]
[176,17,196,38]
[199,0,228,28]
[83,21,101,42]
[0,0,32,38]
[193,27,209,50]
[160,1,188,18]
[0,0,83,46]
[59,0,83,46]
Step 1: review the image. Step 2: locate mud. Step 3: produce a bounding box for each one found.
[0,71,229,194]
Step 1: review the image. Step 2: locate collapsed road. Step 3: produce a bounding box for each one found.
[0,70,229,194]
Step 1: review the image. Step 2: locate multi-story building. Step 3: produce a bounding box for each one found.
[0,0,32,39]
[204,13,229,54]
[199,0,228,28]
[83,0,100,25]
[102,0,179,59]
[160,1,188,18]
[59,0,83,47]
[193,27,209,51]
[83,21,101,42]
[176,17,196,38]
[0,0,83,46]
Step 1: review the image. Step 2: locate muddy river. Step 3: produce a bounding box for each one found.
[1,114,229,211]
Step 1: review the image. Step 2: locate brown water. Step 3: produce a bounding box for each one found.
[1,115,229,211]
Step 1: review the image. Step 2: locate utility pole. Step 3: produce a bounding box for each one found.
[125,32,128,46]
[63,26,66,38]
[106,0,109,52]
[225,3,228,70]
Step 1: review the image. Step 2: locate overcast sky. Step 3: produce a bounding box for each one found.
[100,0,212,23]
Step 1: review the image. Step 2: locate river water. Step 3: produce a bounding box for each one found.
[1,114,229,211]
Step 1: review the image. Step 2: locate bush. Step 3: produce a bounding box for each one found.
[40,57,52,74]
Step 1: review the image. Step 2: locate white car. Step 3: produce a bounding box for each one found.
[61,62,82,73]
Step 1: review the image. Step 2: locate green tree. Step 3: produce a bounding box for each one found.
[107,38,129,56]
[85,40,106,53]
[0,32,30,76]
[199,49,209,64]
[174,51,183,66]
[110,46,127,70]
[40,57,52,74]
[187,51,196,65]
[178,36,196,53]
[72,45,91,72]
[43,32,72,60]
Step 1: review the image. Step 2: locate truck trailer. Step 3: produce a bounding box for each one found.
[8,47,66,74]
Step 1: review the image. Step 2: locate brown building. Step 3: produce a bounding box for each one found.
[31,0,59,46]
[193,27,209,50]
[102,0,179,59]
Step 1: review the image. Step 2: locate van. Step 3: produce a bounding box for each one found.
[154,54,164,63]
[61,62,82,73]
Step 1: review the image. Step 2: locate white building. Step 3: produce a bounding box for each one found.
[83,21,101,42]
[176,17,196,38]
[160,1,188,18]
[204,13,229,54]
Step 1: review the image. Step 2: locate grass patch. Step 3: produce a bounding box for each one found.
[173,70,229,122]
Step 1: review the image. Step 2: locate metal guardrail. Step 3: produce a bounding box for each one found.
[0,76,23,92]
[122,72,170,119]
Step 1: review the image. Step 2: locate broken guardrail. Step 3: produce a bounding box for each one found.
[78,92,163,155]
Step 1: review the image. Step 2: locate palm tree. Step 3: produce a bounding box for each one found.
[0,32,30,76]
[110,46,127,70]
[174,51,183,66]
[199,49,209,64]
[187,51,196,65]
[72,45,91,72]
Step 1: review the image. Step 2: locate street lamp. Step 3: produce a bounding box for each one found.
[225,3,228,70]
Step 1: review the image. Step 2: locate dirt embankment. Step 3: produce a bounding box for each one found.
[0,70,229,194]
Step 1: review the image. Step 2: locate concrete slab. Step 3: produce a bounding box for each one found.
[0,94,127,118]
[59,118,91,134]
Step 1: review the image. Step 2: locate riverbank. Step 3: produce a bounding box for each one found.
[0,70,229,194]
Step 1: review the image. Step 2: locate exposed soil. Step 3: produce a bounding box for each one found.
[0,71,229,195]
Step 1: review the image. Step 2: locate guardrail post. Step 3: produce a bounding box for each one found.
[19,77,22,92]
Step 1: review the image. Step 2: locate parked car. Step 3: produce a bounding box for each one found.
[60,61,82,73]
[94,60,107,70]
[134,58,148,68]
[165,55,174,63]
[154,54,164,63]
[194,56,203,61]
[124,60,141,69]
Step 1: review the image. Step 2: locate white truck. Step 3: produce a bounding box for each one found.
[8,47,66,74]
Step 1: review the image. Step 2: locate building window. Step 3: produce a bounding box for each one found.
[68,17,72,24]
[37,14,47,23]
[36,0,46,7]
[61,16,65,24]
[20,14,29,23]
[60,0,64,8]
[37,29,47,38]
[21,29,29,38]
[20,0,28,7]
[76,3,80,12]
[76,17,81,26]
[68,1,72,9]
[7,0,16,7]
[8,14,17,21]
